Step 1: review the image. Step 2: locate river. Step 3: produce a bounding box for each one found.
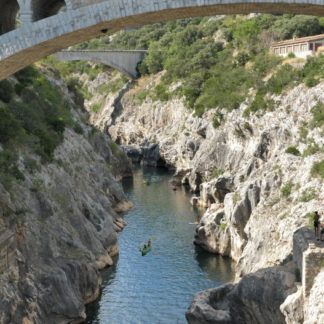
[86,167,234,324]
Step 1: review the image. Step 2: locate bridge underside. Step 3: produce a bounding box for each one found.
[0,1,323,81]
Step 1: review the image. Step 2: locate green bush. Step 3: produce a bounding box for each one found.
[66,78,86,108]
[266,65,300,95]
[285,146,301,156]
[154,83,170,101]
[0,80,15,103]
[212,169,224,178]
[97,83,110,94]
[281,181,293,197]
[0,105,23,144]
[299,123,309,143]
[136,89,150,104]
[303,143,322,156]
[219,223,227,231]
[73,123,84,135]
[310,160,324,179]
[272,15,323,40]
[23,157,41,173]
[235,52,250,66]
[6,66,74,162]
[305,77,319,88]
[244,90,275,116]
[212,110,224,128]
[0,150,25,188]
[299,188,318,202]
[14,66,39,85]
[109,141,122,156]
[233,19,260,44]
[110,76,128,93]
[307,212,315,229]
[311,103,324,128]
[90,103,102,113]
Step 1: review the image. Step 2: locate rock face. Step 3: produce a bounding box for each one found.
[0,74,132,323]
[304,269,324,324]
[89,71,324,323]
[186,267,297,324]
[92,74,324,274]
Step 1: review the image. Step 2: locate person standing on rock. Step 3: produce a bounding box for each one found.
[314,211,320,240]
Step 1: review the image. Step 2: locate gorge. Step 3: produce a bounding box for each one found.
[0,12,323,324]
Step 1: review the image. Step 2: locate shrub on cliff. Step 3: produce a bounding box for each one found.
[310,161,324,179]
[0,66,75,163]
[0,105,23,144]
[285,146,301,156]
[281,181,293,198]
[0,80,15,103]
[311,103,324,128]
[0,150,25,189]
[271,15,324,40]
[299,188,318,202]
[109,141,123,156]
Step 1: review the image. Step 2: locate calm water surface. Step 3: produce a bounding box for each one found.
[86,167,234,324]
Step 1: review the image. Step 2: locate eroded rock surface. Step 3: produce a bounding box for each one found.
[0,74,132,323]
[88,71,324,324]
[186,267,297,324]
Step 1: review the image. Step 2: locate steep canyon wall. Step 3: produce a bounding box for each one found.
[89,71,324,323]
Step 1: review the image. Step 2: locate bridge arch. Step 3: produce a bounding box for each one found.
[56,50,147,79]
[0,0,20,35]
[31,0,68,21]
[0,0,323,81]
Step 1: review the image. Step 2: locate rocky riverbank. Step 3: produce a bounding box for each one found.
[0,69,132,323]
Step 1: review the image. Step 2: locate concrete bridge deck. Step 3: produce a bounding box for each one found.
[0,0,323,81]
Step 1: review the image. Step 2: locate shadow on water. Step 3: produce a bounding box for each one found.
[194,245,234,283]
[86,166,234,324]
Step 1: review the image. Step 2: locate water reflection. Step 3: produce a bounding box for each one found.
[194,246,234,282]
[86,167,234,324]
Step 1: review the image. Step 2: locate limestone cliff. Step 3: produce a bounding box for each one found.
[0,70,132,323]
[89,70,324,323]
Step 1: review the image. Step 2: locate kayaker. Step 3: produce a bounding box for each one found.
[147,240,151,246]
[143,244,147,249]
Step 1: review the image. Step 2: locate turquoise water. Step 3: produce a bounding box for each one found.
[86,167,234,324]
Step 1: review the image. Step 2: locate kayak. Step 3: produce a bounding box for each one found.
[140,245,152,256]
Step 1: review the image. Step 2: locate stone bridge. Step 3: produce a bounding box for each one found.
[0,0,323,81]
[55,50,147,78]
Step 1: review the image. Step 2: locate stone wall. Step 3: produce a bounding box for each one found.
[302,245,324,297]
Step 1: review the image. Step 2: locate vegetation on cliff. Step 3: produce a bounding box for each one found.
[68,14,324,120]
[0,66,84,188]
